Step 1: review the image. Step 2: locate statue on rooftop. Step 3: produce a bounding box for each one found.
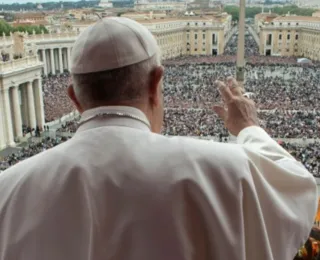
[1,50,10,62]
[13,32,24,59]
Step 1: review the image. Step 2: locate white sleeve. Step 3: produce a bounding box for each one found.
[237,126,295,161]
[237,126,318,259]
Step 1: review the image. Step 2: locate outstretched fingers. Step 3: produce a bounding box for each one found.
[213,105,227,121]
[215,80,234,103]
[226,77,243,96]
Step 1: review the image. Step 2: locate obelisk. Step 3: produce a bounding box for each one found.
[236,0,246,84]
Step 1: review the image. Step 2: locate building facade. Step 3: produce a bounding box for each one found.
[254,12,279,34]
[312,11,320,18]
[99,0,113,8]
[294,0,320,8]
[123,12,232,58]
[0,54,45,149]
[256,14,320,61]
[138,16,229,58]
[13,12,46,24]
[134,2,187,11]
[1,12,232,74]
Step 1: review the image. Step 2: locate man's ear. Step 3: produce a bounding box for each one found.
[67,84,84,114]
[149,66,164,106]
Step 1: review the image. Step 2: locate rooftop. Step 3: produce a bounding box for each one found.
[255,13,279,19]
[255,13,279,22]
[135,2,186,4]
[11,20,49,26]
[135,16,219,23]
[73,20,96,25]
[273,16,320,22]
[15,12,46,18]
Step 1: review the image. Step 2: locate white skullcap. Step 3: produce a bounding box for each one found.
[71,17,158,74]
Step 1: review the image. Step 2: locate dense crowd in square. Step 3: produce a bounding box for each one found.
[1,29,320,177]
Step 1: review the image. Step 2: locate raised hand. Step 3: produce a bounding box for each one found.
[213,77,259,136]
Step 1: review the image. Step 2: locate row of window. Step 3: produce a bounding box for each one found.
[277,48,299,53]
[271,22,299,26]
[187,33,206,40]
[157,33,183,45]
[278,34,299,40]
[186,30,207,33]
[187,42,207,46]
[187,33,218,41]
[187,22,207,26]
[155,23,184,29]
[187,48,207,52]
[267,21,320,32]
[300,33,320,42]
[278,42,298,46]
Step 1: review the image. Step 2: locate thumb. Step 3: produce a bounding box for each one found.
[213,105,227,121]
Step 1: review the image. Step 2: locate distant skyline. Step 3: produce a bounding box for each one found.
[0,0,87,3]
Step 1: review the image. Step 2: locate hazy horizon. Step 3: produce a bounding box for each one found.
[0,0,89,4]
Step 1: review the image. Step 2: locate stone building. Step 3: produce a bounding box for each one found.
[0,35,44,149]
[123,12,232,58]
[256,14,320,61]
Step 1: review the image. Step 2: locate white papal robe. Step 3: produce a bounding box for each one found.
[0,106,317,260]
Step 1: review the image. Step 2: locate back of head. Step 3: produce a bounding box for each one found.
[70,17,161,109]
[69,17,164,133]
[71,17,159,74]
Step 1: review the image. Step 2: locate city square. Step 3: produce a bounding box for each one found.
[0,0,320,259]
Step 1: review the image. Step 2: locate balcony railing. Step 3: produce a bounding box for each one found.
[0,31,80,46]
[0,55,41,74]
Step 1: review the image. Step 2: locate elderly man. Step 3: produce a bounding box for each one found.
[0,17,317,260]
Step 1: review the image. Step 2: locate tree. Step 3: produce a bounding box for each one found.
[0,1,100,11]
[0,20,13,36]
[223,5,317,21]
[0,19,48,36]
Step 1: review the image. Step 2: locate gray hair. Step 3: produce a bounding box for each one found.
[72,53,161,108]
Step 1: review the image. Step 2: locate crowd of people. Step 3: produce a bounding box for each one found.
[161,52,320,177]
[1,29,320,175]
[260,111,320,138]
[2,60,318,177]
[163,63,320,108]
[0,137,69,172]
[56,117,80,133]
[294,227,320,260]
[1,28,320,259]
[281,142,320,178]
[245,66,320,110]
[42,72,75,122]
[224,29,260,57]
[1,63,320,175]
[163,108,227,137]
[162,108,320,139]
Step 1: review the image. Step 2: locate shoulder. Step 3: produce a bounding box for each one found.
[0,139,77,188]
[154,134,247,163]
[134,135,252,213]
[140,134,250,182]
[0,139,90,221]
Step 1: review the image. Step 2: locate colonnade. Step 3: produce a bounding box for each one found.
[0,78,45,149]
[38,47,72,75]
